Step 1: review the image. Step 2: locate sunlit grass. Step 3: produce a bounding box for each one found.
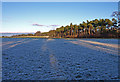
[1,36,49,38]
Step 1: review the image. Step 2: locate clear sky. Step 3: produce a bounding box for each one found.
[2,2,118,33]
[2,0,120,2]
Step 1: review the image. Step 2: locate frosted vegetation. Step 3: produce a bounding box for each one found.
[2,38,119,80]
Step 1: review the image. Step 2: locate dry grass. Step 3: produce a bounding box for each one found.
[79,40,118,49]
[1,36,49,38]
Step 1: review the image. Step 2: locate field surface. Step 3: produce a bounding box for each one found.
[2,38,119,80]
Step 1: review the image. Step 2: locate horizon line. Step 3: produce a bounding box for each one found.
[0,32,36,33]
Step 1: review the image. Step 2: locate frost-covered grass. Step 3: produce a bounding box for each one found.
[2,38,119,80]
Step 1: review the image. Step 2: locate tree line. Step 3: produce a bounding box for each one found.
[41,18,120,38]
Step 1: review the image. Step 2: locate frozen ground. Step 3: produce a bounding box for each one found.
[1,38,119,80]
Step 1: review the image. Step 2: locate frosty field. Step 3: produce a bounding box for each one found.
[2,38,119,80]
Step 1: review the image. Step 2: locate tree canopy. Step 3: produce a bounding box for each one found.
[41,18,119,38]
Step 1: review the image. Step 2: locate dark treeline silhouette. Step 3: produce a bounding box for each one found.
[41,18,120,38]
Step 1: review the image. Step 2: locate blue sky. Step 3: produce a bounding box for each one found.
[2,2,118,33]
[2,0,120,2]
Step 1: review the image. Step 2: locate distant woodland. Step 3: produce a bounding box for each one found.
[41,18,120,38]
